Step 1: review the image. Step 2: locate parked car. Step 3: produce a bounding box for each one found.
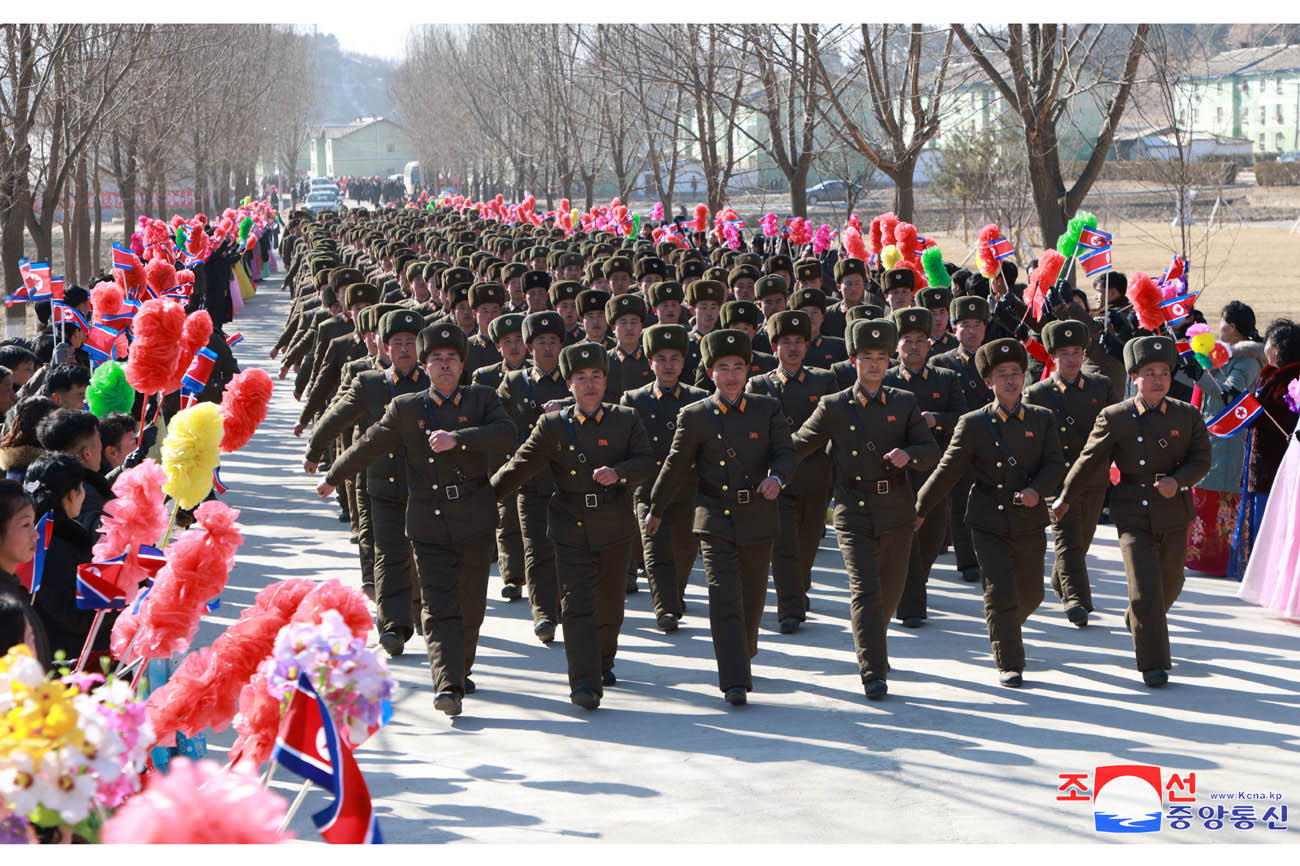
[806,179,862,205]
[308,176,337,189]
[303,190,341,215]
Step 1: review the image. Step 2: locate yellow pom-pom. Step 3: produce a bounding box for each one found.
[570,208,581,230]
[1190,332,1215,355]
[882,245,902,270]
[161,403,223,509]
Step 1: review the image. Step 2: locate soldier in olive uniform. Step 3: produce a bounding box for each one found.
[884,308,968,628]
[792,258,823,292]
[294,280,378,434]
[648,280,687,327]
[821,258,872,340]
[694,301,778,393]
[621,325,708,631]
[918,286,959,357]
[831,304,886,388]
[321,323,517,716]
[1024,320,1121,627]
[498,312,572,642]
[746,310,837,632]
[463,282,506,380]
[492,344,655,709]
[472,312,530,602]
[307,308,429,649]
[1053,336,1212,687]
[931,296,994,583]
[916,339,1066,687]
[577,288,613,347]
[523,269,553,315]
[789,288,848,370]
[647,329,795,706]
[550,280,586,345]
[793,319,940,699]
[606,293,653,403]
[882,268,918,316]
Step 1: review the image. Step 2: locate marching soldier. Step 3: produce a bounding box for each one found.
[915,338,1065,687]
[884,308,968,628]
[1024,320,1121,627]
[789,288,848,369]
[463,282,506,379]
[498,311,571,642]
[822,257,871,340]
[606,293,653,403]
[918,286,959,357]
[577,288,613,347]
[550,280,585,344]
[746,310,837,633]
[471,312,530,602]
[523,270,552,314]
[646,329,795,706]
[492,344,655,709]
[931,295,994,584]
[1053,336,1211,687]
[792,319,940,699]
[830,303,886,388]
[320,322,517,716]
[882,268,916,315]
[621,325,708,631]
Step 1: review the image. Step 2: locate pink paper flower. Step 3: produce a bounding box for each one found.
[1286,377,1300,415]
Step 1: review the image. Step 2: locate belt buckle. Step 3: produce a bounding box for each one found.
[726,447,737,458]
[1065,415,1075,425]
[1007,456,1017,466]
[737,489,751,504]
[876,479,890,495]
[584,493,598,508]
[445,484,460,500]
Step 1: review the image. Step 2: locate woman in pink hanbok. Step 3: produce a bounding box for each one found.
[1238,374,1300,620]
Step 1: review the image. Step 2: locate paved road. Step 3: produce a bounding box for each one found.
[207,275,1299,843]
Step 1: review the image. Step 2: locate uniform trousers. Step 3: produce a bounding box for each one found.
[897,499,950,621]
[355,482,376,598]
[838,524,913,682]
[697,534,773,692]
[970,528,1047,672]
[949,474,978,572]
[1117,526,1186,671]
[1049,486,1105,612]
[496,492,525,589]
[636,496,697,619]
[411,533,494,695]
[369,495,419,640]
[517,488,560,624]
[773,487,831,622]
[556,540,633,696]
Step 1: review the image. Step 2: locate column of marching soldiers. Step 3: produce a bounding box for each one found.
[275,206,1212,717]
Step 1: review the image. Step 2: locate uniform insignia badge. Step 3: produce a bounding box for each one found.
[748,431,759,439]
[1025,430,1035,437]
[598,439,608,446]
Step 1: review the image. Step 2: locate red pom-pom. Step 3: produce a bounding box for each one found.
[145,257,176,296]
[844,226,867,261]
[219,368,273,453]
[125,298,186,394]
[879,212,899,247]
[1024,249,1066,319]
[894,222,918,261]
[164,311,214,395]
[869,216,883,255]
[290,579,371,639]
[694,203,708,232]
[89,283,125,323]
[229,674,282,767]
[1127,271,1163,331]
[977,223,1002,278]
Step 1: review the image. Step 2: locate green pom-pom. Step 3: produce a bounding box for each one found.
[1056,231,1077,260]
[238,216,253,243]
[921,245,950,288]
[1078,210,1097,230]
[175,225,187,249]
[86,361,136,418]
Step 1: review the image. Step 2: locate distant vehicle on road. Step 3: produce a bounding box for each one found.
[308,176,337,190]
[403,161,422,197]
[806,179,863,206]
[304,190,341,215]
[1278,151,1300,163]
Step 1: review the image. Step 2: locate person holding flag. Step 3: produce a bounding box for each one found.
[1053,336,1212,687]
[0,479,51,668]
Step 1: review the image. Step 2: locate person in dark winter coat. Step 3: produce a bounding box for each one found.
[0,479,51,668]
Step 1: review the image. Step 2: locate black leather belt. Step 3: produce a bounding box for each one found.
[845,477,893,495]
[700,482,755,504]
[430,477,486,501]
[557,488,625,508]
[1119,472,1165,486]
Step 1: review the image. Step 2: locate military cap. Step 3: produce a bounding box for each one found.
[329,267,364,291]
[917,286,953,310]
[700,328,753,368]
[417,322,468,362]
[736,253,762,269]
[1042,319,1090,354]
[548,280,583,306]
[883,268,916,294]
[721,300,763,331]
[354,306,377,335]
[604,256,634,278]
[636,257,667,280]
[404,260,426,280]
[848,303,885,323]
[422,261,444,281]
[559,251,585,270]
[702,266,729,284]
[523,269,552,291]
[343,282,380,308]
[441,266,474,291]
[607,293,647,324]
[727,264,759,286]
[790,287,829,311]
[559,342,609,380]
[448,283,471,307]
[1123,334,1178,375]
[319,285,338,307]
[648,281,685,307]
[501,261,528,283]
[794,258,822,283]
[834,257,867,283]
[577,288,611,317]
[950,295,990,323]
[487,312,525,344]
[642,324,689,357]
[468,281,505,309]
[678,259,705,280]
[686,279,726,306]
[765,309,812,344]
[850,319,899,355]
[764,254,793,276]
[523,311,566,343]
[381,308,425,343]
[892,307,932,338]
[975,337,1028,377]
[755,274,788,299]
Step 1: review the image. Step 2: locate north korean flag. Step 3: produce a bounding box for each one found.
[48,276,65,301]
[182,347,218,392]
[225,332,243,347]
[1207,390,1264,438]
[4,285,31,307]
[134,543,168,577]
[989,236,1015,261]
[75,560,128,610]
[1158,254,1186,287]
[1160,293,1196,327]
[272,674,384,845]
[16,512,54,595]
[26,263,52,300]
[84,323,121,363]
[52,301,88,331]
[111,243,136,272]
[1078,246,1113,278]
[1076,227,1113,250]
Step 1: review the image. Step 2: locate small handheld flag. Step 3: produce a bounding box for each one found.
[75,560,129,610]
[989,236,1015,261]
[1078,247,1113,278]
[1076,227,1113,250]
[1160,293,1196,327]
[182,346,218,392]
[52,300,89,331]
[19,512,55,597]
[1207,390,1264,438]
[1158,254,1186,287]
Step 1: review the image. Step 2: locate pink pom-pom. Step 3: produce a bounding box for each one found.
[761,213,778,237]
[1186,322,1210,338]
[869,216,883,255]
[1127,272,1164,331]
[694,203,708,232]
[229,674,282,767]
[650,201,663,222]
[879,212,899,247]
[164,311,214,395]
[89,283,125,324]
[101,757,290,844]
[844,226,867,261]
[894,222,918,260]
[129,232,145,256]
[95,460,170,603]
[977,223,1002,278]
[847,213,862,233]
[125,298,186,395]
[291,578,372,638]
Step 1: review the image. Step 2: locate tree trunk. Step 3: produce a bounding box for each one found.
[1024,124,1069,255]
[92,143,103,276]
[891,153,919,224]
[62,182,75,282]
[581,173,594,211]
[74,154,92,283]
